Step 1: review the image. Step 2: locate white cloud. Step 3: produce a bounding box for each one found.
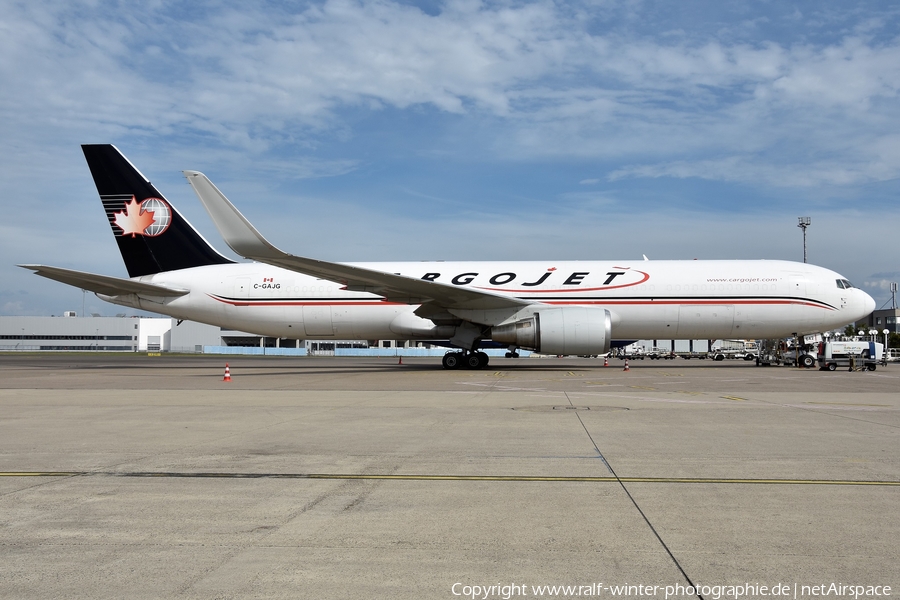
[864,279,898,291]
[4,2,898,177]
[3,1,900,314]
[766,37,900,109]
[607,153,900,187]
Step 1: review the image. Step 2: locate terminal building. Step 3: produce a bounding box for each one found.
[0,315,221,353]
[0,315,440,356]
[856,308,900,333]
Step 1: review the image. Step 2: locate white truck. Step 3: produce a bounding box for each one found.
[646,347,676,359]
[817,341,884,371]
[709,341,758,361]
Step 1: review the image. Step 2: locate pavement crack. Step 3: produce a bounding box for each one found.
[564,391,704,600]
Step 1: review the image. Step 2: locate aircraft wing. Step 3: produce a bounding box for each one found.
[183,171,529,311]
[19,265,189,297]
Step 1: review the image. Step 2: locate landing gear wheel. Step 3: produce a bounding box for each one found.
[442,353,463,370]
[476,352,489,368]
[465,353,483,369]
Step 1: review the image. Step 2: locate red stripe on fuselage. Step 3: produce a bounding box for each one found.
[537,299,835,310]
[207,294,403,307]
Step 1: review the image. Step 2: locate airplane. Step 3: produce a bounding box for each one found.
[21,145,875,369]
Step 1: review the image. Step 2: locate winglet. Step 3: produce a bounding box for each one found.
[182,171,283,260]
[183,171,530,312]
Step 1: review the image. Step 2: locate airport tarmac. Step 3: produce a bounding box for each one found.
[0,354,897,599]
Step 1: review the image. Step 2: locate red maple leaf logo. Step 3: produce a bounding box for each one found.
[114,197,156,238]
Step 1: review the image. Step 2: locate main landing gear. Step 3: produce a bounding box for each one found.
[442,351,490,370]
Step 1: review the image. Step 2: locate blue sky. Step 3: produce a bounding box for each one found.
[2,0,899,316]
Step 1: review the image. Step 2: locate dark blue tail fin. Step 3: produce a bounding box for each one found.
[82,144,234,277]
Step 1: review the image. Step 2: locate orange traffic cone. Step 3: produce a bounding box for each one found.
[398,356,403,365]
[623,359,630,372]
[603,356,609,367]
[223,363,231,382]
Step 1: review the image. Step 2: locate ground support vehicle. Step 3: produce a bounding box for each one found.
[817,341,883,372]
[782,348,818,368]
[709,348,752,361]
[756,339,787,366]
[615,347,645,360]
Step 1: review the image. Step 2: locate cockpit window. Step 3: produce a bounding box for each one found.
[835,279,854,289]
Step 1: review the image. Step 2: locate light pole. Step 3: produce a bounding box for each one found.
[884,329,890,366]
[798,217,811,263]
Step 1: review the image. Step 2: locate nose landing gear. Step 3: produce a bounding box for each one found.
[442,351,490,370]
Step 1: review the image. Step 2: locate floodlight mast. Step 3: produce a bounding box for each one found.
[797,217,811,263]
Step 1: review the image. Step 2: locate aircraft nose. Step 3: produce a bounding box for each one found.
[859,289,876,317]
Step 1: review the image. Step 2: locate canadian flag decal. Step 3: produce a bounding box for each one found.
[114,198,156,238]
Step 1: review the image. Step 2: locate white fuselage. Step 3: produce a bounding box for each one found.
[101,259,874,343]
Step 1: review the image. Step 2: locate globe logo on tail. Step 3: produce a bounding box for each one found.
[113,196,172,237]
[139,198,171,235]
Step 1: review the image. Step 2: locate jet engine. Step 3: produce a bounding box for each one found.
[490,307,611,356]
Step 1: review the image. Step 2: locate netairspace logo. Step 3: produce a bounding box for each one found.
[450,582,893,599]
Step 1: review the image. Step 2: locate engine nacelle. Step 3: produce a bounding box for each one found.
[490,307,611,356]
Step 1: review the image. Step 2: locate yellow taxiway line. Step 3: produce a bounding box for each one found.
[2,472,898,486]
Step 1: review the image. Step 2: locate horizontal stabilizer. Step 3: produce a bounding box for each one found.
[19,265,189,297]
[183,171,528,311]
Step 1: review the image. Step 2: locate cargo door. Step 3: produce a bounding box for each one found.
[676,305,735,339]
[303,305,335,336]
